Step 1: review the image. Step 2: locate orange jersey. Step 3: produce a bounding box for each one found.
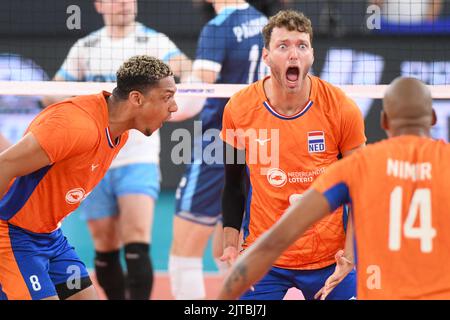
[0,92,128,233]
[221,75,366,269]
[312,135,450,299]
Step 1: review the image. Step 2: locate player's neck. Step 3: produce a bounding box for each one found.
[107,95,133,140]
[105,21,136,40]
[264,76,311,116]
[390,127,431,138]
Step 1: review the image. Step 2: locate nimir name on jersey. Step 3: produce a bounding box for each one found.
[233,17,267,42]
[387,158,432,181]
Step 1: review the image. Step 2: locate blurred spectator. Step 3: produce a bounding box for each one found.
[282,0,369,37]
[370,0,450,34]
[371,0,443,24]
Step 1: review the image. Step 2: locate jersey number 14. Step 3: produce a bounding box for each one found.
[389,187,436,253]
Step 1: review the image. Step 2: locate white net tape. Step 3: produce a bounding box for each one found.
[1,81,450,99]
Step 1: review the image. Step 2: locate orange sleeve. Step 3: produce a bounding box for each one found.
[220,99,245,150]
[30,104,98,163]
[311,155,355,211]
[339,96,366,153]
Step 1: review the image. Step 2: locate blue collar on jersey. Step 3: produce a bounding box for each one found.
[105,127,121,148]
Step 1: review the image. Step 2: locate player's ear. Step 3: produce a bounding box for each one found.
[262,47,269,65]
[431,108,437,126]
[129,91,143,107]
[380,110,389,131]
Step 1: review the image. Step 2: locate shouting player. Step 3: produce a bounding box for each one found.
[49,0,191,300]
[220,10,366,300]
[0,56,177,300]
[218,76,450,300]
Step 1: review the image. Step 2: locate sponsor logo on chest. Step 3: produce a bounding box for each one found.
[308,131,326,153]
[266,168,287,187]
[65,188,87,204]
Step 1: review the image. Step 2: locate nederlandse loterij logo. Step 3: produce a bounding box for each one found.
[65,188,86,204]
[308,131,326,153]
[266,168,287,187]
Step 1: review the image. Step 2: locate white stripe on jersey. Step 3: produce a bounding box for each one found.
[193,59,222,73]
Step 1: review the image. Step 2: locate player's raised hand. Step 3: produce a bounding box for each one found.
[314,249,354,300]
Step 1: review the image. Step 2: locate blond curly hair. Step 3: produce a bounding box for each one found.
[114,55,173,99]
[263,10,313,49]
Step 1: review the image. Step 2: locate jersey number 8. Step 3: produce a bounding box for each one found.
[29,275,42,291]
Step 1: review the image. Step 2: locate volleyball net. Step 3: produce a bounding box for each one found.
[0,81,449,99]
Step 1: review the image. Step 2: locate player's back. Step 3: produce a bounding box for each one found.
[348,135,450,299]
[198,4,267,131]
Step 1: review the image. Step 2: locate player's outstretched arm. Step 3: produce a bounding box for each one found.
[217,189,331,300]
[0,133,11,153]
[0,132,51,197]
[312,146,362,299]
[342,143,365,158]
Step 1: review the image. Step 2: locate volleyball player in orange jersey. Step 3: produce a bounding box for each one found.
[218,77,450,300]
[0,56,177,300]
[219,10,366,300]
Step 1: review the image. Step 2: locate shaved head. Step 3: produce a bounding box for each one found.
[382,77,435,137]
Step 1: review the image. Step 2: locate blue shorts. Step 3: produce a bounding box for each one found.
[77,163,160,221]
[0,221,90,300]
[175,162,224,226]
[240,264,356,300]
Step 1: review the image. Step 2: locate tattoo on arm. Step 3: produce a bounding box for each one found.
[225,262,248,295]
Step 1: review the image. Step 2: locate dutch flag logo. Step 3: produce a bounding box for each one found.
[308,131,326,153]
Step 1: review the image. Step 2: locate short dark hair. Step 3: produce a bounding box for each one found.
[263,10,313,49]
[114,55,173,99]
